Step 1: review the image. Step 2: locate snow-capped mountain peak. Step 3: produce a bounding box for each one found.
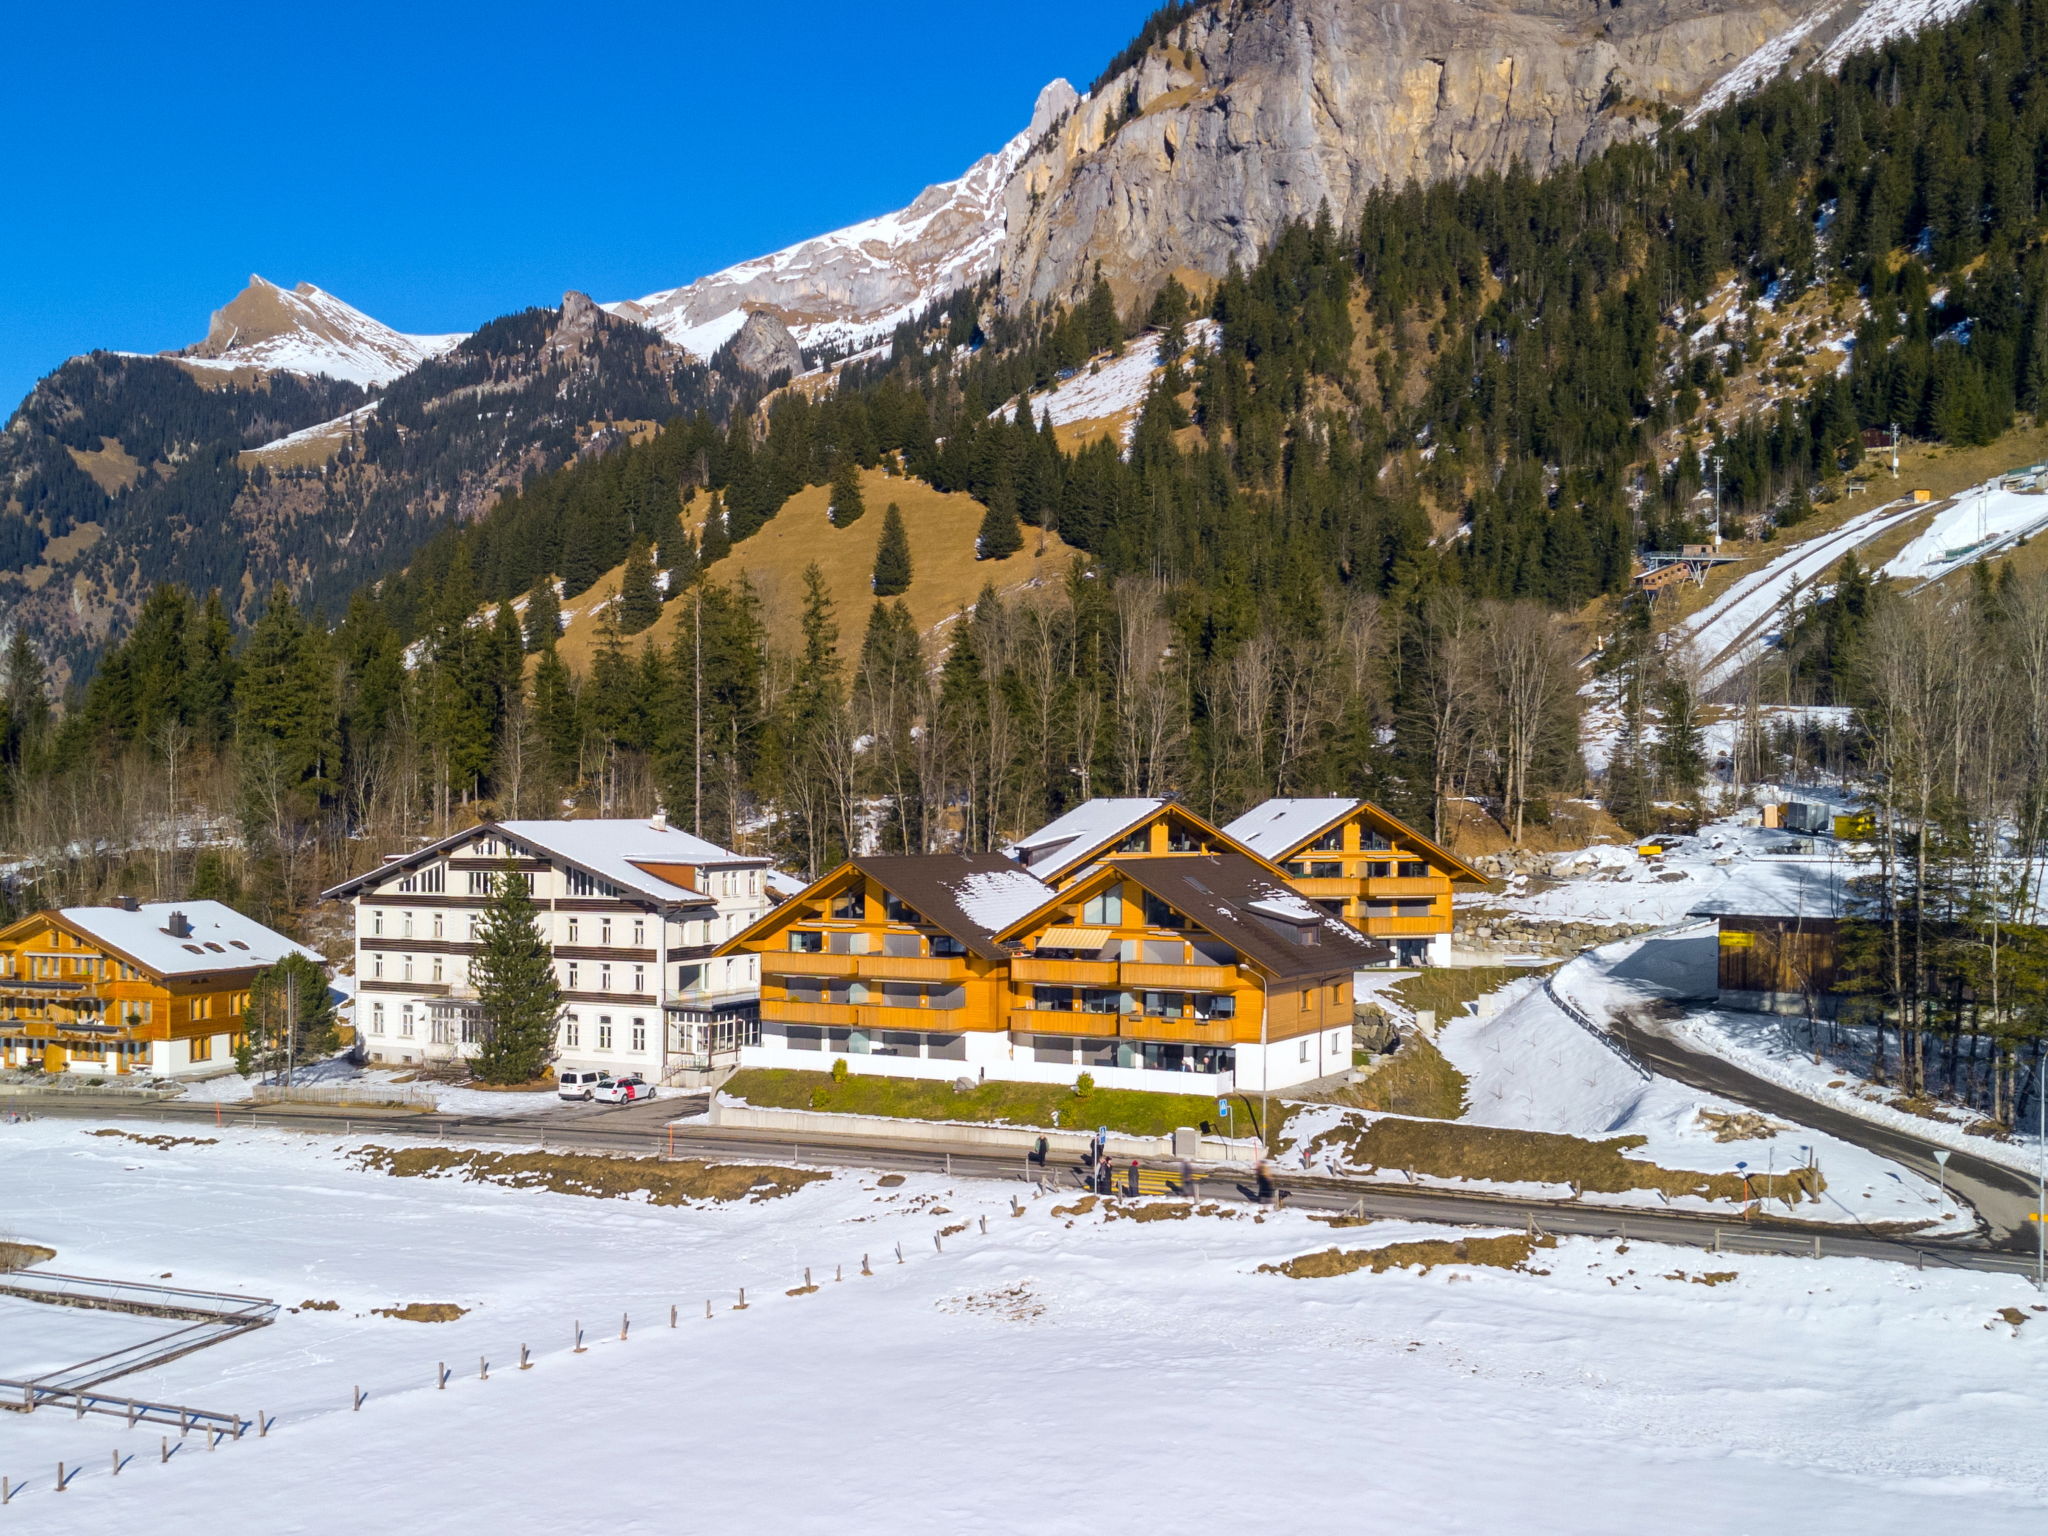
[605,79,1082,362]
[169,275,466,387]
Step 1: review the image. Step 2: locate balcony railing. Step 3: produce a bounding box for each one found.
[853,954,959,983]
[1119,961,1234,989]
[1007,1008,1241,1043]
[1010,957,1119,986]
[1010,957,1237,989]
[1362,876,1448,898]
[761,952,859,978]
[764,999,978,1033]
[1357,915,1448,937]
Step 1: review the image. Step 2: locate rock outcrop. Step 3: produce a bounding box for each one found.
[723,310,805,379]
[997,0,1844,315]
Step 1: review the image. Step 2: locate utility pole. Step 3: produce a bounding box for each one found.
[283,966,298,1091]
[1711,454,1724,550]
[1889,421,1899,479]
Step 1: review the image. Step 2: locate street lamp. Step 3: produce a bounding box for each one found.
[1711,454,1724,550]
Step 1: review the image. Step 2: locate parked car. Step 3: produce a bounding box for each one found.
[592,1075,655,1105]
[558,1069,613,1101]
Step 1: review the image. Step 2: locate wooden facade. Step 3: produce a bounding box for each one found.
[1006,798,1289,889]
[1225,799,1488,964]
[0,907,289,1077]
[1713,914,1841,1018]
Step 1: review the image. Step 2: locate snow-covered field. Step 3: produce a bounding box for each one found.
[1002,320,1221,446]
[3,1119,2045,1534]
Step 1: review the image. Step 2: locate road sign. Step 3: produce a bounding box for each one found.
[1218,1099,1230,1117]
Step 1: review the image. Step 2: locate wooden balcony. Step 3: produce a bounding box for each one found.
[1011,957,1119,986]
[853,954,959,983]
[764,999,857,1026]
[1357,915,1449,937]
[1119,1013,1241,1045]
[1362,876,1448,898]
[1287,877,1358,900]
[1008,1007,1120,1038]
[1120,961,1235,990]
[761,952,859,978]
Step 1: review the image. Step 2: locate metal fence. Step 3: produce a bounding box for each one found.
[249,1082,435,1110]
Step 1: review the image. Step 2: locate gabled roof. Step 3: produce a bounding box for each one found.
[1222,797,1490,886]
[322,818,764,905]
[1004,798,1168,877]
[1000,852,1387,982]
[1003,797,1289,883]
[7,901,321,980]
[719,855,1058,965]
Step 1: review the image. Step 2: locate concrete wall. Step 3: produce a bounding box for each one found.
[742,1035,1238,1097]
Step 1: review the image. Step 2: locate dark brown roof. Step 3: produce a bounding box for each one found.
[1075,852,1389,981]
[852,855,1058,963]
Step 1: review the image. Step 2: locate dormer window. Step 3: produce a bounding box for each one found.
[831,890,863,922]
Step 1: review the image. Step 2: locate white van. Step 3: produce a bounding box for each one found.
[557,1069,613,1101]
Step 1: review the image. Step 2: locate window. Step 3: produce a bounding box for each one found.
[461,1016,481,1045]
[431,957,444,983]
[372,954,384,980]
[631,966,645,994]
[632,920,645,947]
[466,914,477,941]
[1115,830,1149,854]
[564,1016,580,1048]
[600,964,613,992]
[831,890,863,921]
[1082,888,1122,926]
[677,963,703,994]
[600,918,613,946]
[371,1002,385,1036]
[1310,828,1344,853]
[371,910,384,937]
[630,1019,646,1052]
[398,864,445,894]
[930,935,965,958]
[1141,892,1185,929]
[402,955,414,982]
[189,1035,212,1063]
[468,871,493,896]
[597,1017,613,1050]
[477,838,498,857]
[1399,861,1428,880]
[402,911,414,938]
[432,912,444,939]
[1082,989,1122,1014]
[1034,985,1078,1012]
[883,893,921,923]
[567,918,580,944]
[400,1004,415,1039]
[1299,1038,1310,1063]
[566,963,580,990]
[567,870,619,898]
[789,931,824,953]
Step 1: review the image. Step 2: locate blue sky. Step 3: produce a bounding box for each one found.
[0,0,1157,408]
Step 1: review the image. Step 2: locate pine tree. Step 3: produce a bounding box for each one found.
[1653,674,1708,806]
[661,525,699,596]
[531,643,581,795]
[614,539,661,634]
[523,575,562,653]
[829,460,867,527]
[872,502,914,595]
[469,860,561,1085]
[976,485,1023,561]
[1148,274,1193,363]
[700,495,732,566]
[242,952,336,1080]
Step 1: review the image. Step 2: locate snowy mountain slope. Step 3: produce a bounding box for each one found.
[606,80,1081,361]
[1690,0,1978,121]
[165,275,465,387]
[995,319,1220,449]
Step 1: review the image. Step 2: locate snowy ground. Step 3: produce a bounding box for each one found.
[1301,972,1967,1232]
[1564,924,2048,1181]
[1881,479,2048,584]
[173,1061,573,1119]
[1000,321,1220,446]
[1469,816,1858,932]
[2,1119,2045,1534]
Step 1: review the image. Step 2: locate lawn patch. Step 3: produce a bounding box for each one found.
[726,1068,1226,1139]
[374,1303,468,1323]
[1302,1114,1826,1206]
[1333,1033,1468,1119]
[351,1147,827,1205]
[0,1241,55,1271]
[87,1130,217,1150]
[1260,1232,1555,1279]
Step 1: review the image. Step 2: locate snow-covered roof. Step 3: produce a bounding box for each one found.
[50,901,318,978]
[946,868,1057,934]
[1004,799,1167,875]
[323,818,763,905]
[1222,799,1357,860]
[497,820,766,902]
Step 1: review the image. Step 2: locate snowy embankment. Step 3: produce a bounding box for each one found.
[1881,479,2048,585]
[1561,924,2048,1182]
[173,1062,573,1119]
[1295,972,1966,1233]
[3,1120,2045,1533]
[998,320,1221,446]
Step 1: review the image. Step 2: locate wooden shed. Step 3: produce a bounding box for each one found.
[1707,913,1840,1018]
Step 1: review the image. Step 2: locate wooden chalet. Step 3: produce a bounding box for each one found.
[0,900,319,1078]
[1222,798,1488,965]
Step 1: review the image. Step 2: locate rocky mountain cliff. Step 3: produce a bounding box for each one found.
[170,276,466,387]
[996,0,1908,314]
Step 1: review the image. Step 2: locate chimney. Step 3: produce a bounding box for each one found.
[165,911,191,938]
[114,895,139,912]
[650,809,668,833]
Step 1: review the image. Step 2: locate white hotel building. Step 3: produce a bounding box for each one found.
[322,817,772,1083]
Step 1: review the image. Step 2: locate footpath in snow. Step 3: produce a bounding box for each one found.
[2,1119,2044,1534]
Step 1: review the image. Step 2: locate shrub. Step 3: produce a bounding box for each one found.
[831,1057,849,1085]
[1074,1072,1095,1098]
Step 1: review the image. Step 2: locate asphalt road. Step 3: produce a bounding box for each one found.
[9,1091,2044,1282]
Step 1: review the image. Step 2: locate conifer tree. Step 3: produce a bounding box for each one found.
[872,502,914,595]
[661,525,699,596]
[615,539,661,634]
[829,460,867,527]
[700,495,732,566]
[523,575,562,653]
[242,952,336,1079]
[976,485,1023,561]
[1654,675,1708,805]
[469,860,561,1085]
[1148,274,1193,363]
[531,643,581,795]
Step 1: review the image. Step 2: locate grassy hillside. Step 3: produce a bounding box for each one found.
[552,466,1079,664]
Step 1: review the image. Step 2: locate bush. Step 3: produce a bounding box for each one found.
[831,1057,849,1084]
[1074,1072,1095,1098]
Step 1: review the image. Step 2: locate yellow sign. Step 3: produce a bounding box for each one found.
[1638,844,1664,857]
[1719,931,1755,949]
